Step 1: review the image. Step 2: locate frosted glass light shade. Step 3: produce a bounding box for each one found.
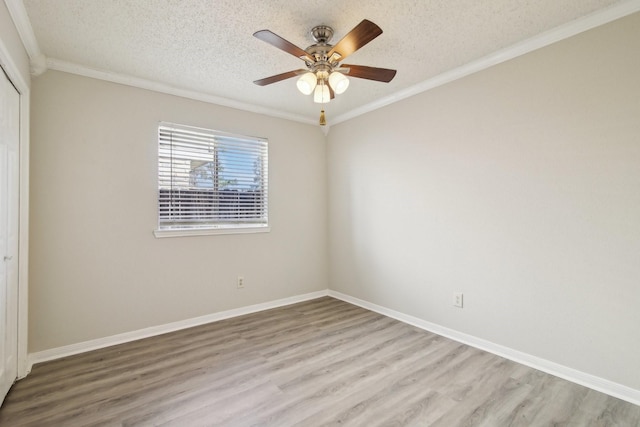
[328,72,349,94]
[296,72,317,95]
[313,84,330,103]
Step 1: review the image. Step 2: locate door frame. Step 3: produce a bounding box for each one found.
[0,37,30,379]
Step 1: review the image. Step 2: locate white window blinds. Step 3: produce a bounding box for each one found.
[158,122,268,231]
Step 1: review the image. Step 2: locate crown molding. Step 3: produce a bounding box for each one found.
[331,0,640,126]
[46,58,317,126]
[3,0,47,75]
[3,0,40,57]
[6,0,640,127]
[320,124,331,136]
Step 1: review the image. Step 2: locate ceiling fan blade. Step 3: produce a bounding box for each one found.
[253,69,307,86]
[342,64,397,82]
[327,19,383,61]
[254,30,315,62]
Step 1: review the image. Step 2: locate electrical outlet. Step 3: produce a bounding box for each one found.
[237,276,245,289]
[453,292,463,308]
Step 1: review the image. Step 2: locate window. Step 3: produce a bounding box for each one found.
[155,122,268,237]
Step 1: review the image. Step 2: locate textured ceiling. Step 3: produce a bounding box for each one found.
[21,0,629,125]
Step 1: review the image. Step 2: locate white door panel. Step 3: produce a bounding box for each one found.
[0,67,19,405]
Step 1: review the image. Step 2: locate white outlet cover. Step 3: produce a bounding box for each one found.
[453,292,463,308]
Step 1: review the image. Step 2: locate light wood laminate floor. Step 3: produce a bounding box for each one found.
[1,297,638,426]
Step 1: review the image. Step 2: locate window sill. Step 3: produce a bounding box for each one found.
[153,225,270,238]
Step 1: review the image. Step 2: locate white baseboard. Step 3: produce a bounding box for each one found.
[328,290,640,407]
[26,288,639,406]
[27,290,329,371]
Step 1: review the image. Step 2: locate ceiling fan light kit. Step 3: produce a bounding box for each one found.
[253,19,396,125]
[328,71,349,94]
[313,82,330,104]
[296,72,317,95]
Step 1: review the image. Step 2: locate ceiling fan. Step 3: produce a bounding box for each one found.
[253,19,396,125]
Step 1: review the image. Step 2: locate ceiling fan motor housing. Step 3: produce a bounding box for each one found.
[306,26,339,73]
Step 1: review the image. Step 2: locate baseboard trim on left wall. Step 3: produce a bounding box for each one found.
[27,290,329,372]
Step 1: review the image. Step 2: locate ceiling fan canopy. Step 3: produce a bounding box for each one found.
[253,19,396,106]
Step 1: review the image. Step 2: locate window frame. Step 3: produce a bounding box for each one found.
[153,122,270,238]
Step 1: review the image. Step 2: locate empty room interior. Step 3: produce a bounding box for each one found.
[1,0,639,425]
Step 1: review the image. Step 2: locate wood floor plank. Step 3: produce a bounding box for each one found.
[1,296,638,426]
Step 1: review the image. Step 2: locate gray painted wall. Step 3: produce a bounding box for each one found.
[327,13,640,390]
[29,71,328,351]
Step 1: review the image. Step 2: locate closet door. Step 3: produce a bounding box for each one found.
[0,66,19,405]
